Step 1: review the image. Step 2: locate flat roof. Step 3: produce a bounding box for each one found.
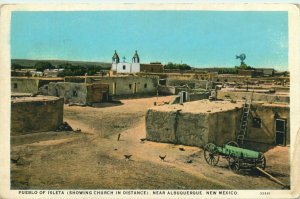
[11,95,61,103]
[11,77,64,81]
[150,100,243,114]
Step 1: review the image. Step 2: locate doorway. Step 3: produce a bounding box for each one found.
[275,119,286,146]
[134,83,137,94]
[113,82,116,95]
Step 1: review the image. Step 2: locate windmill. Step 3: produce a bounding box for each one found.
[236,53,246,65]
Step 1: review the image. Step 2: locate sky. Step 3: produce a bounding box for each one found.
[11,11,288,70]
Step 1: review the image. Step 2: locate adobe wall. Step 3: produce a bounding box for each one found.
[11,96,64,135]
[87,76,159,96]
[11,77,64,94]
[208,109,242,146]
[246,103,290,145]
[166,79,210,89]
[43,82,88,104]
[217,90,289,103]
[11,78,39,93]
[158,85,176,95]
[86,83,109,103]
[212,75,251,83]
[146,101,242,147]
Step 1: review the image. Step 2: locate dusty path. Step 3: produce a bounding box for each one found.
[11,96,290,189]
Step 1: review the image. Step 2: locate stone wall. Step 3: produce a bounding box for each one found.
[11,96,64,135]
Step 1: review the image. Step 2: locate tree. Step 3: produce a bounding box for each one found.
[164,62,191,70]
[34,62,55,71]
[11,63,23,70]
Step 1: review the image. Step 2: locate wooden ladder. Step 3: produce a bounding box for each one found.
[237,96,252,144]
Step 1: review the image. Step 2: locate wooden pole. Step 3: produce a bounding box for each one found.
[256,167,288,188]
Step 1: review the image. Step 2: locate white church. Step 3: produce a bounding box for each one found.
[111,50,141,73]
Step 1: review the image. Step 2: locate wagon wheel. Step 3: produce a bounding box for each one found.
[257,152,266,170]
[204,143,220,166]
[226,141,239,147]
[228,153,240,172]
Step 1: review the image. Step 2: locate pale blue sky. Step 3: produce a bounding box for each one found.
[11,11,288,70]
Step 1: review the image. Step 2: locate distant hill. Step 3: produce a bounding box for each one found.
[11,59,112,69]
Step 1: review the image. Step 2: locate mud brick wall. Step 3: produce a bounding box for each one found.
[11,98,64,135]
[166,79,209,89]
[11,78,39,93]
[86,83,109,103]
[208,109,242,146]
[217,90,289,103]
[158,85,176,95]
[246,103,290,145]
[146,108,241,147]
[87,76,159,96]
[46,82,88,104]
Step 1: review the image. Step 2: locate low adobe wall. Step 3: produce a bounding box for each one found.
[217,90,289,103]
[146,101,242,147]
[11,96,64,135]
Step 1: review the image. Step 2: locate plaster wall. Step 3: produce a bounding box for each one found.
[11,78,39,93]
[85,76,159,96]
[11,97,64,135]
[246,103,290,145]
[166,79,209,89]
[217,90,289,103]
[146,103,242,147]
[45,82,88,104]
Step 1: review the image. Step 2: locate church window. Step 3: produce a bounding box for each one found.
[123,65,126,70]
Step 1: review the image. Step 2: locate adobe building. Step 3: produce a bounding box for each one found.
[146,99,290,147]
[11,77,64,94]
[39,82,109,105]
[146,100,243,147]
[65,75,159,97]
[217,89,289,104]
[140,62,164,73]
[11,95,64,135]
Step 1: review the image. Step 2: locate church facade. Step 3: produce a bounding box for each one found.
[111,50,141,73]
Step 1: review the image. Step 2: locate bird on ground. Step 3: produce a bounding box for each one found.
[159,155,166,161]
[11,155,20,164]
[179,147,185,151]
[124,155,132,161]
[140,138,147,142]
[75,128,81,132]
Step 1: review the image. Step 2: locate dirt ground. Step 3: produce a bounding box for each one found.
[11,96,290,189]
